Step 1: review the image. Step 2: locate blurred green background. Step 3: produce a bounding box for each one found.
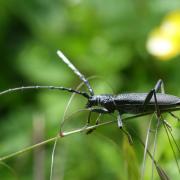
[0,0,180,179]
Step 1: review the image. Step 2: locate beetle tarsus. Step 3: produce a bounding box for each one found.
[117,112,123,128]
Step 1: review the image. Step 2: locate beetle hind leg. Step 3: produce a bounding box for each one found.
[169,112,180,121]
[154,79,165,94]
[143,79,165,116]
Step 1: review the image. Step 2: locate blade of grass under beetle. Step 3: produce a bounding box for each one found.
[129,127,170,180]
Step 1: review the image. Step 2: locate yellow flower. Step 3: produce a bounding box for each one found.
[147,10,180,60]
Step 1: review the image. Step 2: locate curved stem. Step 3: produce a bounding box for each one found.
[0,120,114,161]
[0,108,179,162]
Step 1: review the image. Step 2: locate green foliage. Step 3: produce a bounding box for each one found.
[0,0,179,179]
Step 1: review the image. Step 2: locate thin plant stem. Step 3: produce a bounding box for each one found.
[151,115,160,180]
[0,161,19,180]
[130,127,170,180]
[0,136,58,161]
[163,124,180,174]
[0,109,179,162]
[140,114,154,180]
[0,120,114,162]
[50,135,59,180]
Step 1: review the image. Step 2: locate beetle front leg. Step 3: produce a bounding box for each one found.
[86,107,109,125]
[90,107,110,114]
[85,107,110,134]
[86,113,102,134]
[87,111,92,125]
[82,111,93,134]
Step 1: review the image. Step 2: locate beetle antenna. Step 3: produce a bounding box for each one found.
[57,50,94,96]
[0,86,89,99]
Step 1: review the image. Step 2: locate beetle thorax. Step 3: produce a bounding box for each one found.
[87,95,115,109]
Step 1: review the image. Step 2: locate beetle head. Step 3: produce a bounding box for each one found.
[86,95,100,108]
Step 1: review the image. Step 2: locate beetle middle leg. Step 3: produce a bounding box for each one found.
[83,107,109,127]
[86,113,102,134]
[117,111,123,128]
[109,97,132,142]
[90,107,123,128]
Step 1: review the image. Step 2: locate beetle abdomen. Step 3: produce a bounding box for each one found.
[114,93,180,105]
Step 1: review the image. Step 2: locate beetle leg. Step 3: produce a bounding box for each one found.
[154,79,165,93]
[121,128,133,145]
[84,108,109,130]
[83,111,95,134]
[90,107,109,114]
[85,107,109,134]
[81,111,92,131]
[117,112,133,144]
[86,114,101,134]
[95,114,101,125]
[143,89,154,108]
[169,112,180,121]
[153,90,161,117]
[142,88,163,175]
[117,111,123,128]
[143,79,164,112]
[163,119,172,131]
[87,111,92,124]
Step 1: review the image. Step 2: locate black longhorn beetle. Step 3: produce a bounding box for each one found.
[1,50,180,179]
[1,50,180,131]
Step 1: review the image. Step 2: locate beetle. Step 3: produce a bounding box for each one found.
[1,50,180,129]
[1,50,180,180]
